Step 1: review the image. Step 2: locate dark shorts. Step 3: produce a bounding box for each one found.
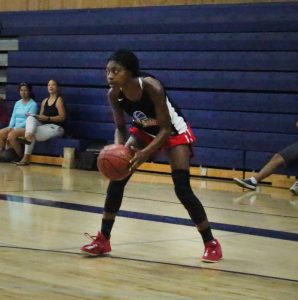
[279,141,298,165]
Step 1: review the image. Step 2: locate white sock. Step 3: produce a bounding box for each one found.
[250,177,258,184]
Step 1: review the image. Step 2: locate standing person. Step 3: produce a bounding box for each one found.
[16,79,66,165]
[233,120,298,195]
[0,82,38,159]
[81,49,223,263]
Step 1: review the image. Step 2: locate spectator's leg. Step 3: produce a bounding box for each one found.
[6,128,25,157]
[19,124,64,164]
[0,127,11,150]
[35,124,64,142]
[254,153,285,182]
[24,116,40,143]
[18,117,43,164]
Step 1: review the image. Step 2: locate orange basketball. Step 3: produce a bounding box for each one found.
[97,144,134,181]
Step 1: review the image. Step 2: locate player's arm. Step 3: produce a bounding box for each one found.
[107,88,128,144]
[130,77,172,171]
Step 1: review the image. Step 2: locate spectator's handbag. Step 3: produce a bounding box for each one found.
[0,148,20,162]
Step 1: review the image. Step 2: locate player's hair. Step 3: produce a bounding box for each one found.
[108,49,140,77]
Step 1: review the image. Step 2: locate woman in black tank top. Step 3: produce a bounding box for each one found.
[37,79,66,126]
[43,96,60,121]
[81,50,223,263]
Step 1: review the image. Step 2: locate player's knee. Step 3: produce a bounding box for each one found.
[172,169,206,224]
[172,170,195,206]
[174,184,192,200]
[175,184,206,224]
[175,184,198,210]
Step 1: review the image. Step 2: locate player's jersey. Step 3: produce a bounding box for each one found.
[117,77,188,137]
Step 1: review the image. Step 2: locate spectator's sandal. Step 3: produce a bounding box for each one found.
[16,137,32,145]
[15,161,30,166]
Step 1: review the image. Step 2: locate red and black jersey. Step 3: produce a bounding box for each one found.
[117,77,188,137]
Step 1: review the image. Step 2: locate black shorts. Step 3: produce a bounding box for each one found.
[279,141,298,165]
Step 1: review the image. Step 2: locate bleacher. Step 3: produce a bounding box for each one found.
[0,2,297,179]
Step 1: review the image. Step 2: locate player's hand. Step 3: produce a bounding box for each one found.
[129,149,148,172]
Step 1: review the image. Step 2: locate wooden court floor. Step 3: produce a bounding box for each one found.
[0,162,297,299]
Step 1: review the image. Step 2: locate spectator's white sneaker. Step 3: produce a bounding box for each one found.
[290,181,298,195]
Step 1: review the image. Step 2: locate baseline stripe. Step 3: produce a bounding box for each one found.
[0,193,297,242]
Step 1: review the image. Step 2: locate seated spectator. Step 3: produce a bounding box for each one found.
[16,79,66,165]
[233,120,298,195]
[0,97,9,129]
[0,83,38,160]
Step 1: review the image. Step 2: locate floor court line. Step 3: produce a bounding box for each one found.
[5,188,298,218]
[0,245,297,283]
[1,193,297,242]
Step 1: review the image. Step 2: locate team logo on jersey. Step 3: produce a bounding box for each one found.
[133,110,158,127]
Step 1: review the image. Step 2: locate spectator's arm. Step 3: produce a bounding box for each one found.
[8,103,17,128]
[28,102,38,115]
[35,99,47,122]
[38,99,46,115]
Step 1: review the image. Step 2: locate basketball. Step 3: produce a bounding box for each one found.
[97,144,134,181]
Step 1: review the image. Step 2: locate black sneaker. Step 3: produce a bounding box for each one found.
[233,178,257,190]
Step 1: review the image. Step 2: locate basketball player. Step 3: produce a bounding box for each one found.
[81,49,223,262]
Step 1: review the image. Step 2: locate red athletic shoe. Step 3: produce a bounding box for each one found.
[80,232,111,256]
[202,239,223,263]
